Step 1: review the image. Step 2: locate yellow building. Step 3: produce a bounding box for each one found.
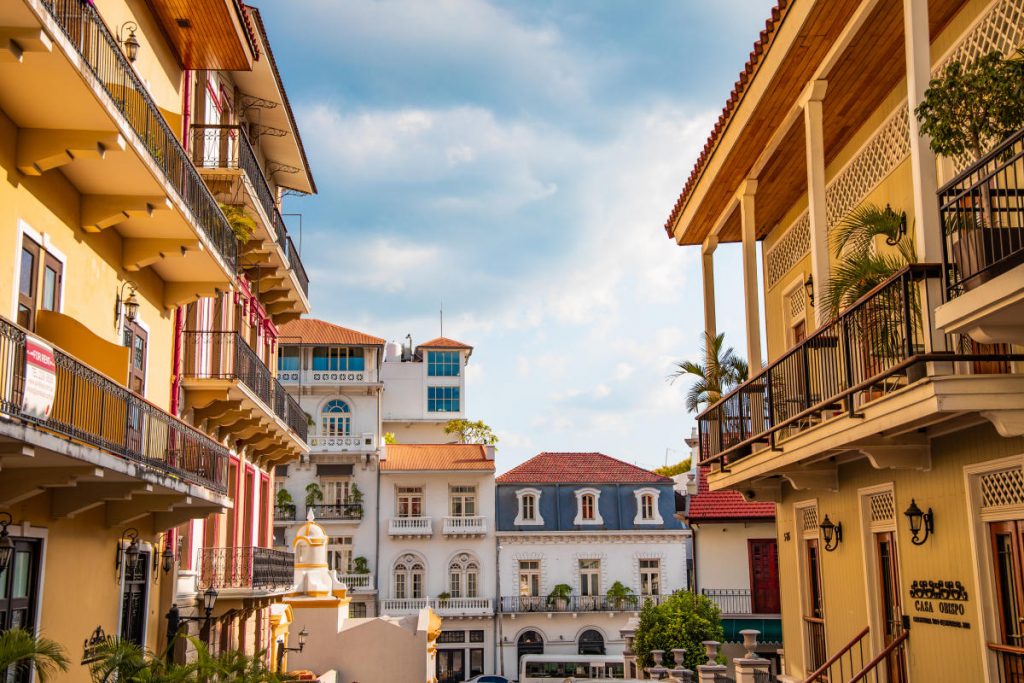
[664,1,1024,681]
[0,0,312,678]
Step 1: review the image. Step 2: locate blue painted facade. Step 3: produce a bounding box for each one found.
[495,482,684,532]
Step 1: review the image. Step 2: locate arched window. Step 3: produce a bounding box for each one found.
[514,488,544,525]
[633,487,664,525]
[448,554,480,598]
[573,488,603,525]
[393,554,424,599]
[517,630,544,664]
[321,399,351,436]
[578,629,605,655]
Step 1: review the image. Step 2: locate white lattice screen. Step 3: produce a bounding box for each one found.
[788,285,806,318]
[766,210,810,288]
[980,467,1024,509]
[868,490,896,525]
[801,505,819,533]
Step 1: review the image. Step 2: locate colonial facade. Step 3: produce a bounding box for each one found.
[494,452,689,680]
[664,1,1024,681]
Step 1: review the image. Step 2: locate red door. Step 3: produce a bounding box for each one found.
[749,539,781,614]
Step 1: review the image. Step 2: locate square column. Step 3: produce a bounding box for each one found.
[739,180,763,370]
[802,80,829,328]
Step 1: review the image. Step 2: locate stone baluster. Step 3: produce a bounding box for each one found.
[733,630,771,683]
[670,648,694,682]
[696,641,727,683]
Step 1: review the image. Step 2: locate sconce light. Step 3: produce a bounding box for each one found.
[115,281,140,328]
[904,498,934,546]
[0,512,14,574]
[883,204,908,245]
[115,527,141,581]
[804,274,815,307]
[819,515,842,552]
[118,21,140,63]
[161,543,175,574]
[203,586,219,616]
[276,626,309,672]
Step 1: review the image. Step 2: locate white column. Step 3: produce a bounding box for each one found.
[802,80,829,328]
[739,180,763,370]
[701,236,718,366]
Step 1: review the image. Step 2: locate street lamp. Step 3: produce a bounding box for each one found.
[117,21,140,63]
[0,513,14,574]
[904,499,934,546]
[276,627,308,673]
[819,515,842,552]
[164,588,219,663]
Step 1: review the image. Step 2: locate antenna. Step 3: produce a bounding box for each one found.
[440,298,444,337]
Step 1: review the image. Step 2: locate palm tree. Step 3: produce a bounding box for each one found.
[668,332,749,414]
[0,628,69,683]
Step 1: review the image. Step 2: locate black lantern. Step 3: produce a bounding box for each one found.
[298,627,308,649]
[0,512,14,574]
[116,527,140,581]
[118,22,140,63]
[161,544,175,574]
[276,626,309,673]
[904,498,934,546]
[819,514,842,552]
[203,586,219,616]
[115,281,140,328]
[883,204,908,245]
[804,274,815,306]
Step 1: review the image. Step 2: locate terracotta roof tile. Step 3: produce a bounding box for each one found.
[664,0,791,239]
[496,452,671,485]
[277,318,385,346]
[381,444,495,472]
[687,466,775,521]
[417,337,473,350]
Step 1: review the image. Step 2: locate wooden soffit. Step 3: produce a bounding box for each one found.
[146,0,255,71]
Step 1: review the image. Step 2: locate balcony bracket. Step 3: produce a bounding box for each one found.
[779,466,837,492]
[164,282,230,309]
[50,481,153,519]
[0,443,35,461]
[123,238,201,272]
[740,478,782,503]
[17,128,126,176]
[857,443,931,471]
[239,240,267,256]
[274,312,303,326]
[105,494,186,527]
[153,500,219,530]
[260,289,292,304]
[266,301,298,316]
[224,419,264,439]
[0,28,53,63]
[981,410,1024,438]
[81,195,172,233]
[0,466,103,506]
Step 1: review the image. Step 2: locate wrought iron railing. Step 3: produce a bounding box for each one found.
[499,594,668,613]
[802,618,834,681]
[182,331,308,442]
[0,316,228,493]
[190,124,309,297]
[198,546,294,590]
[309,503,363,520]
[989,643,1024,683]
[702,588,753,615]
[697,264,1024,466]
[939,125,1024,298]
[40,0,237,273]
[273,504,296,521]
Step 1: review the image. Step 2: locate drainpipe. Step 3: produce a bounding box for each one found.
[495,540,502,677]
[374,443,381,617]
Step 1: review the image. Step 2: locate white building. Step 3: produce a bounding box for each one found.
[494,452,690,680]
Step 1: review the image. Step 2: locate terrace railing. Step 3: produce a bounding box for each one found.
[198,546,294,591]
[41,0,237,273]
[273,504,296,521]
[702,588,753,615]
[309,503,363,520]
[499,594,669,613]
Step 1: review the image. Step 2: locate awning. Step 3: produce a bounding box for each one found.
[317,464,353,477]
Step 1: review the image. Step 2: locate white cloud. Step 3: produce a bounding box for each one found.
[311,237,442,293]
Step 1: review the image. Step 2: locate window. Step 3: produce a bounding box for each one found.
[322,478,352,505]
[639,559,661,596]
[16,232,64,332]
[428,350,460,376]
[579,559,600,596]
[41,252,62,313]
[428,386,460,412]
[522,494,535,520]
[0,536,41,674]
[312,346,365,372]
[573,488,603,525]
[582,495,595,520]
[394,555,425,599]
[450,485,477,517]
[278,347,300,372]
[327,536,353,572]
[349,602,367,618]
[578,629,605,655]
[397,486,423,517]
[469,630,485,643]
[514,488,544,525]
[633,488,664,525]
[519,560,540,597]
[449,555,479,598]
[438,631,466,644]
[321,399,351,436]
[123,321,148,395]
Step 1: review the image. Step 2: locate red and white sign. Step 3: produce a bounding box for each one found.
[23,336,56,419]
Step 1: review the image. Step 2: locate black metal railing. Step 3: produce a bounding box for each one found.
[702,588,752,615]
[990,643,1024,683]
[198,546,294,590]
[939,125,1024,298]
[803,618,832,679]
[697,264,1024,466]
[273,504,296,521]
[0,316,228,493]
[41,0,237,273]
[500,594,668,613]
[309,503,363,520]
[182,331,308,442]
[190,124,309,297]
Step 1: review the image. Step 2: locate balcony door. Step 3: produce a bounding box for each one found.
[991,520,1024,682]
[874,531,907,683]
[803,538,826,673]
[749,539,780,614]
[0,538,42,683]
[119,549,150,646]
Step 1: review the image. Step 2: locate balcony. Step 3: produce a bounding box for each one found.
[443,516,487,536]
[309,433,377,454]
[309,503,363,521]
[0,314,229,518]
[499,594,668,614]
[701,589,782,643]
[388,517,432,538]
[198,546,294,597]
[336,572,375,592]
[0,0,237,296]
[182,331,308,462]
[190,124,309,314]
[274,504,296,522]
[934,125,1024,346]
[697,265,1024,492]
[381,597,493,616]
[279,368,379,386]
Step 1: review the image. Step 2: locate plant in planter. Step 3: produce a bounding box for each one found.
[606,581,637,610]
[349,484,364,504]
[220,203,257,244]
[437,591,451,607]
[352,556,371,575]
[305,482,323,508]
[546,583,572,610]
[275,488,293,507]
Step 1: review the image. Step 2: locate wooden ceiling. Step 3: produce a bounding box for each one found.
[146,0,254,71]
[676,0,967,246]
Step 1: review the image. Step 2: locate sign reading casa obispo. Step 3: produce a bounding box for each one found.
[910,580,970,629]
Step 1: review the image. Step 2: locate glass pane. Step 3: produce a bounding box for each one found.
[12,551,31,598]
[42,266,57,310]
[19,248,34,296]
[0,566,6,598]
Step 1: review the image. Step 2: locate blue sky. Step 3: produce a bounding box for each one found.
[260,0,775,473]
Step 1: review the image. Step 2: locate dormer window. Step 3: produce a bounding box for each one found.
[514,488,544,525]
[633,488,664,525]
[573,488,603,525]
[427,350,460,376]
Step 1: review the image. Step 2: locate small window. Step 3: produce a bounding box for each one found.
[427,386,460,412]
[41,253,62,313]
[641,494,655,520]
[278,347,300,372]
[349,602,367,618]
[633,488,664,525]
[397,486,423,517]
[519,560,540,597]
[573,488,603,525]
[427,350,460,376]
[321,399,351,436]
[581,494,595,520]
[639,559,661,596]
[450,485,477,517]
[449,555,480,598]
[522,494,536,521]
[313,346,365,372]
[515,488,544,525]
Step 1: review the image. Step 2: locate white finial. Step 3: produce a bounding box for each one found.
[307,508,315,521]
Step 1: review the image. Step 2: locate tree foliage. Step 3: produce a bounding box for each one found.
[668,332,748,414]
[915,50,1024,162]
[0,628,69,683]
[444,419,498,447]
[653,458,692,478]
[633,592,724,672]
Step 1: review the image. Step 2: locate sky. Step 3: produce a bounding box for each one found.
[259,0,776,474]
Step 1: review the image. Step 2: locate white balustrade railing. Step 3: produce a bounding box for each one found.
[380,598,429,613]
[379,597,493,615]
[442,516,487,535]
[278,369,378,385]
[388,517,432,535]
[336,572,374,590]
[309,434,376,452]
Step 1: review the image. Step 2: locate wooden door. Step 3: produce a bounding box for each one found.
[749,539,781,614]
[991,521,1024,682]
[875,532,907,683]
[803,539,827,672]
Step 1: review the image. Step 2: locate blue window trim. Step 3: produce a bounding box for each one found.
[427,350,460,377]
[427,386,460,412]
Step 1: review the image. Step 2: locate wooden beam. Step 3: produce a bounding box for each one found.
[0,467,103,507]
[81,195,172,232]
[17,129,125,176]
[123,238,201,271]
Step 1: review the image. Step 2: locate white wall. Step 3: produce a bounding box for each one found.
[381,350,467,423]
[693,521,776,592]
[497,614,630,681]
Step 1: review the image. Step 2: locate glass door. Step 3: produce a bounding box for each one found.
[436,649,465,683]
[874,532,907,683]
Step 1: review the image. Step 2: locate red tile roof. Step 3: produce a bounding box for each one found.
[381,444,495,472]
[417,337,473,350]
[277,318,385,346]
[496,452,671,485]
[687,466,775,521]
[664,0,791,239]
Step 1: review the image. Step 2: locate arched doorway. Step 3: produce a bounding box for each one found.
[517,630,544,666]
[578,629,605,655]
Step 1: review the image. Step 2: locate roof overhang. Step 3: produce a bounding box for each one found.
[146,0,256,70]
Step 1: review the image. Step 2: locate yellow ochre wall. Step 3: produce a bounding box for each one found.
[776,423,1024,682]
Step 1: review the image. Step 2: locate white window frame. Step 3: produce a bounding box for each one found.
[12,220,67,321]
[632,487,664,525]
[397,486,424,517]
[638,558,662,596]
[573,488,603,525]
[578,558,601,596]
[449,485,477,517]
[518,560,541,597]
[514,488,544,526]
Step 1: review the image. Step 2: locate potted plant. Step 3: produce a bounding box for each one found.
[546,583,572,611]
[349,484,364,504]
[437,591,451,608]
[606,581,637,611]
[275,488,293,507]
[305,482,323,509]
[352,557,371,575]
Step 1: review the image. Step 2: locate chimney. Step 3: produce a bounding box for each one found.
[484,444,495,461]
[686,472,697,495]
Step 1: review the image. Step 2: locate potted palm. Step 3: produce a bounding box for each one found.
[606,581,637,610]
[547,583,572,611]
[305,482,323,513]
[352,556,371,574]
